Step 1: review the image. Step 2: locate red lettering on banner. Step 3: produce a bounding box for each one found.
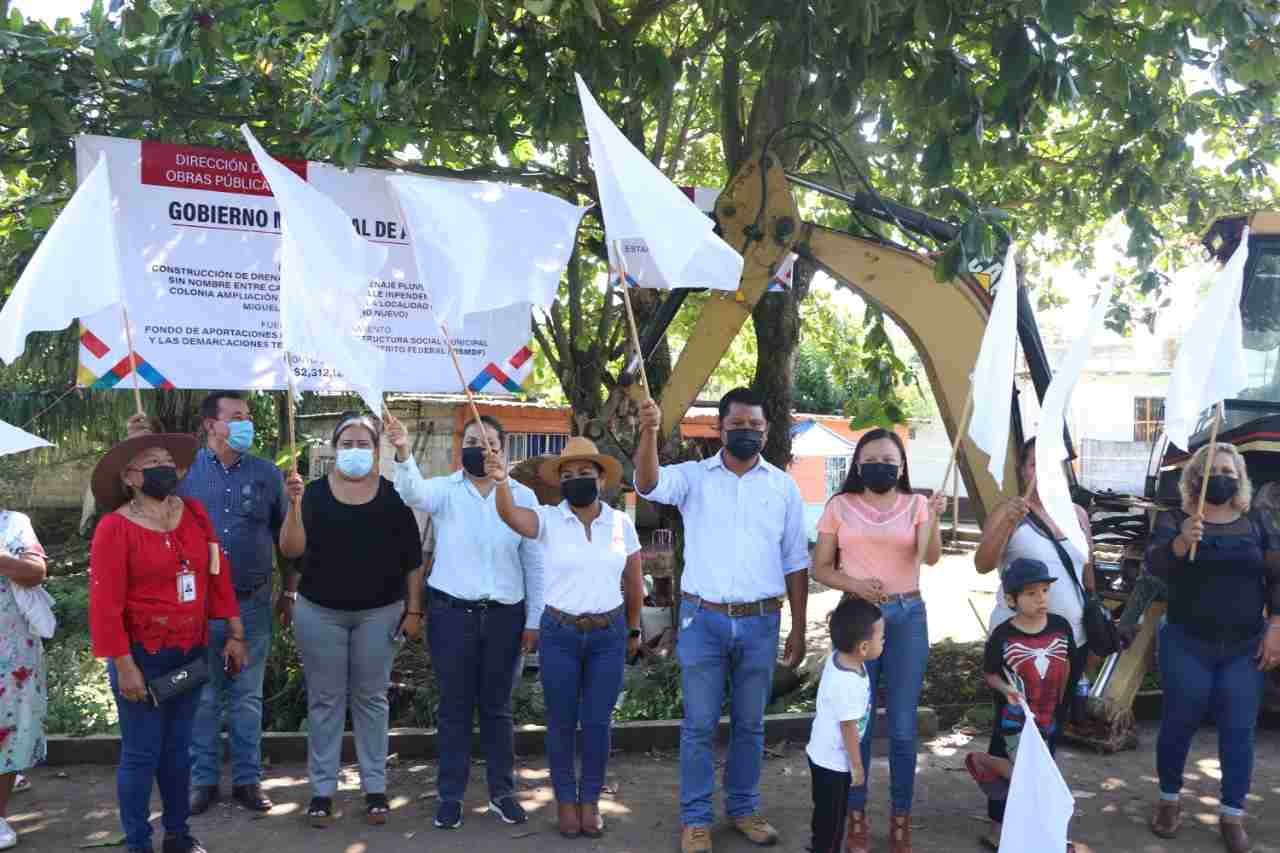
[140,140,307,197]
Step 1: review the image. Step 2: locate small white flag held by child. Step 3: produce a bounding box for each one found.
[998,698,1074,853]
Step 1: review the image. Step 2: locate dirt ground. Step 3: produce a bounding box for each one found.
[15,721,1280,852]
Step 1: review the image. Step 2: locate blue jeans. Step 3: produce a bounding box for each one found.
[538,612,627,803]
[848,596,929,815]
[1157,619,1264,812]
[109,645,205,851]
[190,585,272,787]
[427,592,526,803]
[677,600,780,827]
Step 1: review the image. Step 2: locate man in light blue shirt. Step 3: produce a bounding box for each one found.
[636,387,810,853]
[385,411,543,830]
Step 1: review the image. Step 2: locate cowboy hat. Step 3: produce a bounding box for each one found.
[91,433,198,511]
[537,436,623,492]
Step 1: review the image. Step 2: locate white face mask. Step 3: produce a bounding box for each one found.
[336,447,374,478]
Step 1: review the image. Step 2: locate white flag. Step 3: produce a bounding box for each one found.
[575,73,742,291]
[241,126,388,414]
[387,175,588,332]
[998,698,1074,853]
[967,243,1020,488]
[0,420,53,457]
[1036,283,1114,558]
[1163,227,1250,451]
[0,152,125,365]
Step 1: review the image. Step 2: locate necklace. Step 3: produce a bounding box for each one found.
[130,496,174,541]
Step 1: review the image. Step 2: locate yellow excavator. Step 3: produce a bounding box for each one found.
[616,143,1280,746]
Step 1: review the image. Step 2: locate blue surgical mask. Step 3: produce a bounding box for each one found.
[336,447,374,478]
[226,420,255,453]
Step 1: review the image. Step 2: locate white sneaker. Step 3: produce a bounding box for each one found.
[0,816,17,849]
[11,775,27,794]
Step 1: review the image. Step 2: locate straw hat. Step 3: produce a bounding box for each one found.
[91,433,198,511]
[537,436,623,491]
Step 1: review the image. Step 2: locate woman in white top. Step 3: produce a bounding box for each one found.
[973,437,1094,835]
[490,437,643,841]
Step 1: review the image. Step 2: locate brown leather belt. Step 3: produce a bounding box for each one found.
[543,604,624,632]
[682,592,783,617]
[843,589,922,605]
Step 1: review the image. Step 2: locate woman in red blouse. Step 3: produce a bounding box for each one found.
[89,433,245,853]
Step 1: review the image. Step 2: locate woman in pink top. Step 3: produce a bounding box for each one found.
[812,429,946,853]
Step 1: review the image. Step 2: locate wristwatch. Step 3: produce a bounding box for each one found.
[628,628,642,639]
[282,590,298,601]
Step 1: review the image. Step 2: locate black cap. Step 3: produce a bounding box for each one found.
[1002,557,1057,595]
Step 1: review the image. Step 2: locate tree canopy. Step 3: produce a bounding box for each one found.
[2,0,1278,463]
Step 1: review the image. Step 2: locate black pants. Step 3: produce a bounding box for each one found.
[427,591,526,804]
[809,758,852,853]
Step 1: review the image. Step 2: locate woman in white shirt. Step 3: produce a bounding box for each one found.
[490,437,643,841]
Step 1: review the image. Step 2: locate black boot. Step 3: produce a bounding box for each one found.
[162,835,208,853]
[189,785,219,816]
[232,783,273,812]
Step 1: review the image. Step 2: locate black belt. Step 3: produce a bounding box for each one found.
[235,581,268,601]
[431,589,520,611]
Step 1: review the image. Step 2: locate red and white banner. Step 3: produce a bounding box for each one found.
[75,134,532,396]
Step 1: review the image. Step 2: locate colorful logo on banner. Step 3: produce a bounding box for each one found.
[469,345,534,393]
[76,325,175,390]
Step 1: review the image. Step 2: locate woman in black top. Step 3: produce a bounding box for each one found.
[1146,442,1280,853]
[280,412,423,827]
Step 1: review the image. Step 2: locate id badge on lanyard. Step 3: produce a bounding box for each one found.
[177,558,197,604]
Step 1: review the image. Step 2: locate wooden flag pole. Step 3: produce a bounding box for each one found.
[120,305,144,416]
[950,452,961,546]
[284,351,299,475]
[614,241,651,400]
[920,391,974,562]
[436,317,490,440]
[968,598,990,639]
[1190,401,1225,562]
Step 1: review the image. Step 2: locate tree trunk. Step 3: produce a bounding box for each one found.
[752,256,813,468]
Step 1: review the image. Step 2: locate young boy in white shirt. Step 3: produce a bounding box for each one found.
[806,596,885,853]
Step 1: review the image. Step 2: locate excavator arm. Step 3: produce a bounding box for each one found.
[637,151,1024,523]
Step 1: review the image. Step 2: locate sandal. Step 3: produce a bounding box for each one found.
[365,793,390,825]
[307,796,334,828]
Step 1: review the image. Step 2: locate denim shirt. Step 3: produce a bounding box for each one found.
[178,448,286,592]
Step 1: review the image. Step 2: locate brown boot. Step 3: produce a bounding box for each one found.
[1220,815,1251,853]
[1150,799,1182,838]
[680,824,713,853]
[579,802,604,838]
[889,814,913,853]
[731,814,779,846]
[844,810,870,853]
[557,801,581,839]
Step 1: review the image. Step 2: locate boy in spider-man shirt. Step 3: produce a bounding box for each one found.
[967,557,1079,848]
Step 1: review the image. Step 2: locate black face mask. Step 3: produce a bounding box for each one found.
[1205,474,1239,506]
[461,446,488,478]
[860,462,900,494]
[561,476,600,508]
[724,429,764,461]
[139,466,179,499]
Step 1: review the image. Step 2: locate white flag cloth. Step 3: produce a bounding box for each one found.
[241,126,388,414]
[0,152,125,365]
[387,175,588,332]
[0,420,52,457]
[967,243,1020,488]
[1163,227,1250,451]
[1036,283,1114,558]
[575,73,742,291]
[998,698,1075,853]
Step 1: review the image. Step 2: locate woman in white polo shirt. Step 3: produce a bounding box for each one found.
[489,437,643,840]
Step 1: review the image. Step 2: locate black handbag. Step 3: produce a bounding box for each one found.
[146,654,210,706]
[1025,511,1120,657]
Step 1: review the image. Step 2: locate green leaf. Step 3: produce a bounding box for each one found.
[27,206,54,230]
[79,832,126,849]
[395,0,419,10]
[526,0,553,13]
[275,0,307,23]
[582,0,603,28]
[1042,0,1078,37]
[921,133,952,181]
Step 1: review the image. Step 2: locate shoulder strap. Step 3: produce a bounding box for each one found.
[1024,510,1085,595]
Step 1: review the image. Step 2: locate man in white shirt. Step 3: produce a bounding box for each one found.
[384,413,543,831]
[635,387,810,853]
